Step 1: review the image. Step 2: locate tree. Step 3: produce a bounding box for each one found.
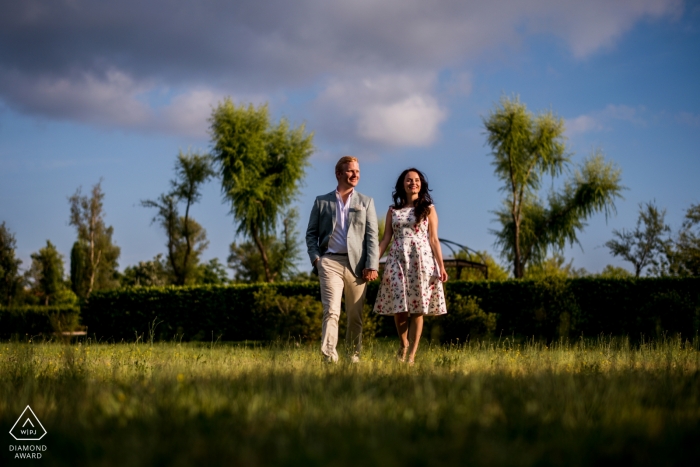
[199,258,230,285]
[69,180,121,298]
[25,241,74,305]
[121,254,169,287]
[596,265,633,279]
[0,222,23,306]
[142,151,214,285]
[227,210,302,282]
[665,203,700,277]
[605,201,671,278]
[169,217,209,283]
[70,240,88,298]
[484,96,624,278]
[210,100,313,282]
[524,253,587,280]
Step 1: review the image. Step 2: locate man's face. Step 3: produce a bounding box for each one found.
[337,161,360,189]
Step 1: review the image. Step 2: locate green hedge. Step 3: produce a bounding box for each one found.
[445,277,700,340]
[82,283,322,342]
[80,278,700,342]
[0,306,81,339]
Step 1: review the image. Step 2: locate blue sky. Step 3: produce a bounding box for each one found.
[1,0,698,277]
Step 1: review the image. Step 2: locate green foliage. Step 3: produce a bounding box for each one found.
[377,216,386,255]
[168,217,209,283]
[667,203,700,277]
[69,180,121,297]
[210,100,313,282]
[605,201,671,277]
[1,340,700,466]
[121,254,170,287]
[228,209,301,282]
[142,151,214,285]
[484,96,624,278]
[448,277,700,339]
[524,253,587,280]
[0,305,80,338]
[122,256,232,287]
[337,302,380,342]
[70,240,88,298]
[198,258,230,285]
[596,265,633,279]
[286,270,320,283]
[253,287,322,341]
[0,221,23,306]
[438,294,497,342]
[25,240,72,306]
[82,283,322,342]
[82,278,700,342]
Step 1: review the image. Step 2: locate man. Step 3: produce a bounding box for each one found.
[306,156,379,363]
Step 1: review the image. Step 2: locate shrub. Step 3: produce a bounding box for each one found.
[438,294,497,342]
[82,283,321,342]
[80,278,700,342]
[448,277,700,340]
[253,288,323,342]
[0,305,80,339]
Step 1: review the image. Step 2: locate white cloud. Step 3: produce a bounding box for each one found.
[566,115,603,136]
[157,89,221,138]
[0,69,152,126]
[0,68,267,139]
[315,73,447,147]
[157,88,269,138]
[528,0,683,58]
[676,111,700,127]
[0,0,682,143]
[566,104,648,136]
[601,104,645,124]
[358,95,447,147]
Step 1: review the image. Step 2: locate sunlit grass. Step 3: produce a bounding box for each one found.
[2,337,699,466]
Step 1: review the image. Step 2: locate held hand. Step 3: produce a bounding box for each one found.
[363,269,379,281]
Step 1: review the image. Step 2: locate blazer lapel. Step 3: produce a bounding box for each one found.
[327,191,337,231]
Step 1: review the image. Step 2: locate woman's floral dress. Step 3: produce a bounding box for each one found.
[373,206,447,316]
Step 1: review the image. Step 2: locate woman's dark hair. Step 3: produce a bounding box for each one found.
[392,168,433,222]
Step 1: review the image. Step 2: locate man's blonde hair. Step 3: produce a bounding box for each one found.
[335,156,358,175]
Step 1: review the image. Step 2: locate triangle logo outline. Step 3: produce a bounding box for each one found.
[9,405,47,441]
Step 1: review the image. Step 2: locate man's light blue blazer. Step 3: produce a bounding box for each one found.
[305,190,380,278]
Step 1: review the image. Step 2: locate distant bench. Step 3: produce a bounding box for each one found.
[55,326,88,338]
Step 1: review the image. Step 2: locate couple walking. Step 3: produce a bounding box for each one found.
[306,156,448,364]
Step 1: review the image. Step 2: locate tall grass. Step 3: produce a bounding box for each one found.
[1,336,699,466]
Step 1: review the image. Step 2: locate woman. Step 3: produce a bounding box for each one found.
[373,168,448,364]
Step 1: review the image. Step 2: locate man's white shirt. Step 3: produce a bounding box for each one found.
[326,188,353,254]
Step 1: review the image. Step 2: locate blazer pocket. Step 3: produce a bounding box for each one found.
[350,208,366,223]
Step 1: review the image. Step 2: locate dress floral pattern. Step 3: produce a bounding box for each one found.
[373,206,447,316]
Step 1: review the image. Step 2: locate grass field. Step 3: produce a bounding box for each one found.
[2,336,699,466]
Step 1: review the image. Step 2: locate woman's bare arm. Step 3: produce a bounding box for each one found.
[378,208,394,259]
[427,207,448,282]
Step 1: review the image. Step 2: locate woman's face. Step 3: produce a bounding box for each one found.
[403,171,421,197]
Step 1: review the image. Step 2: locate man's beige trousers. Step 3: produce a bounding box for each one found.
[317,255,366,362]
